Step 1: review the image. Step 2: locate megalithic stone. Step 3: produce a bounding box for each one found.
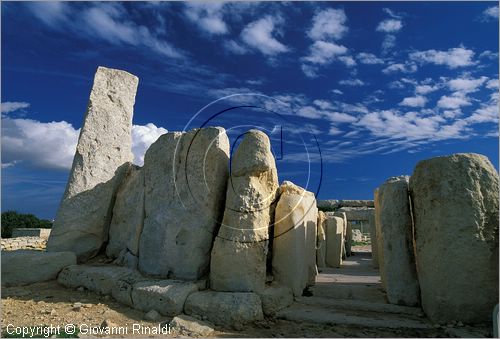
[410,153,499,323]
[47,67,138,261]
[316,211,327,268]
[272,181,318,297]
[376,176,420,307]
[138,127,230,280]
[210,130,279,293]
[325,216,344,268]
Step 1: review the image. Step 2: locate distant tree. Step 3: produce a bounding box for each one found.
[1,211,53,238]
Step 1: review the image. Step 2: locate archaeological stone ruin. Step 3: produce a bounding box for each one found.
[2,66,498,333]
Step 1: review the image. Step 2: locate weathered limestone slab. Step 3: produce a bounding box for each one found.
[316,211,327,268]
[325,216,344,268]
[410,153,499,323]
[374,188,387,291]
[184,291,264,326]
[131,280,198,316]
[210,130,278,292]
[258,285,294,316]
[107,165,144,259]
[272,181,318,296]
[2,250,76,286]
[138,127,229,280]
[57,264,144,295]
[376,176,420,306]
[48,67,138,261]
[368,213,379,268]
[331,211,347,258]
[317,200,374,211]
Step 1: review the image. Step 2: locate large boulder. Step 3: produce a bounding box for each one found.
[131,280,198,316]
[316,211,327,268]
[106,165,144,261]
[375,176,420,306]
[368,213,379,268]
[210,130,279,292]
[325,216,344,268]
[410,153,499,323]
[272,181,318,296]
[47,67,138,261]
[184,291,264,326]
[138,127,229,280]
[2,250,76,286]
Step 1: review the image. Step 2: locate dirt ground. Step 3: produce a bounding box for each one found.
[2,280,486,338]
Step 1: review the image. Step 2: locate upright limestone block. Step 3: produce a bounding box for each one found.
[272,181,318,296]
[333,211,348,259]
[210,130,279,292]
[410,153,499,323]
[138,127,230,280]
[374,188,387,291]
[368,213,379,268]
[106,165,145,261]
[316,211,327,268]
[376,176,420,306]
[325,216,344,268]
[47,67,138,261]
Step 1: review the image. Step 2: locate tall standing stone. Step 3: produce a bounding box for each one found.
[374,188,387,291]
[138,127,230,280]
[325,216,344,268]
[272,181,318,296]
[410,153,499,323]
[316,211,327,268]
[376,176,420,306]
[47,67,138,261]
[106,165,145,262]
[210,130,279,292]
[368,213,379,268]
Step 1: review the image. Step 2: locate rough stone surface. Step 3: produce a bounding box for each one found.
[12,228,51,239]
[410,153,499,323]
[107,165,144,258]
[57,264,144,295]
[258,285,294,316]
[368,213,379,268]
[131,280,198,316]
[1,236,47,251]
[316,211,327,268]
[139,127,229,280]
[337,208,375,221]
[48,67,138,261]
[113,249,139,270]
[184,291,264,326]
[318,200,374,211]
[325,216,344,268]
[376,176,420,307]
[210,130,278,292]
[171,315,214,337]
[374,188,387,291]
[272,181,318,296]
[331,211,348,258]
[2,250,76,286]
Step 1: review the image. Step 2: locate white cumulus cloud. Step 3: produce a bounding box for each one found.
[131,123,168,165]
[184,2,228,35]
[1,102,30,114]
[410,47,476,69]
[308,8,348,41]
[376,19,403,33]
[400,95,427,107]
[241,16,288,56]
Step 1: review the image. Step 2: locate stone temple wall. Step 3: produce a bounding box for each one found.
[1,237,47,251]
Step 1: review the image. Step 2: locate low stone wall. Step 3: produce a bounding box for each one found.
[12,228,51,239]
[1,236,47,251]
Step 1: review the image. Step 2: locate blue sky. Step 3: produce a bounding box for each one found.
[1,1,499,219]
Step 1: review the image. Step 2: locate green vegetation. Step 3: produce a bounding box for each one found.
[1,211,52,238]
